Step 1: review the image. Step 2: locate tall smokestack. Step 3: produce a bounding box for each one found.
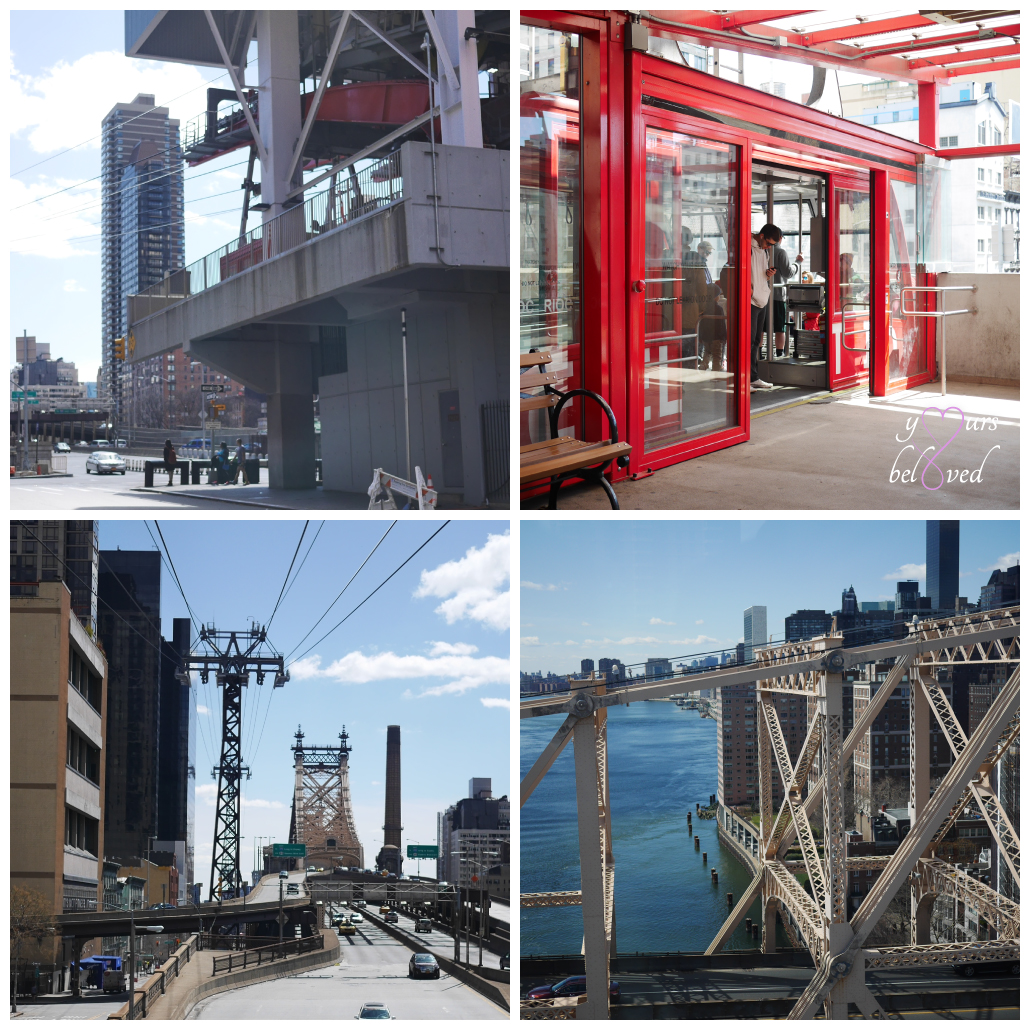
[376,725,403,875]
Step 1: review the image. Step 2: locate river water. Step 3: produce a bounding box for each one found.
[521,701,764,956]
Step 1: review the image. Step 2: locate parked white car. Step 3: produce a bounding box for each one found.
[85,451,127,475]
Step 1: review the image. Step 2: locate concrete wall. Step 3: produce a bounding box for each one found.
[935,272,1018,384]
[318,290,507,505]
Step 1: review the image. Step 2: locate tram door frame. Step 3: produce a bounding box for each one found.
[627,100,752,474]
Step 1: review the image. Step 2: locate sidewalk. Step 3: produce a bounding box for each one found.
[134,482,369,509]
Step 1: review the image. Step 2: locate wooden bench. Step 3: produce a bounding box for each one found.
[520,351,631,509]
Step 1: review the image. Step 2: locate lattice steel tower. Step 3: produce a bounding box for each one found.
[290,726,364,869]
[180,623,287,900]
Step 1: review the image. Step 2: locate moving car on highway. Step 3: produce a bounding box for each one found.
[525,976,621,1001]
[953,958,1019,977]
[349,912,364,924]
[415,917,433,933]
[384,911,398,923]
[355,1002,393,1019]
[85,451,127,475]
[408,953,440,979]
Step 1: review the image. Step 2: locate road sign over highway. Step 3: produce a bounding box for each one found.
[406,845,439,859]
[273,843,306,857]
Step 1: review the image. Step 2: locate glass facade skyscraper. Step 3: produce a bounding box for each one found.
[926,520,960,611]
[743,605,767,663]
[100,95,183,424]
[98,549,162,865]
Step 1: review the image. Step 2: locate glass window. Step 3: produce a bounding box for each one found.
[520,27,581,445]
[887,179,924,381]
[642,128,738,452]
[837,187,871,354]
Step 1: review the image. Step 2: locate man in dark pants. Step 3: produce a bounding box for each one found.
[750,223,782,392]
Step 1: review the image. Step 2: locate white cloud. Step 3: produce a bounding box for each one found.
[415,531,509,630]
[242,797,286,810]
[521,580,558,591]
[196,783,217,805]
[11,50,216,156]
[521,636,540,646]
[583,636,661,646]
[695,620,704,625]
[288,648,508,698]
[63,279,86,292]
[980,552,1020,573]
[883,563,925,581]
[564,639,577,645]
[196,704,210,715]
[650,617,675,626]
[428,641,478,657]
[11,176,102,258]
[669,634,719,647]
[480,697,511,709]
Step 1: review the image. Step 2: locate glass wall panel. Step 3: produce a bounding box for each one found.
[888,179,925,381]
[643,128,737,453]
[837,188,871,360]
[519,27,581,444]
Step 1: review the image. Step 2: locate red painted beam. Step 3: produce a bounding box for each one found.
[805,14,935,45]
[860,24,1021,59]
[670,10,817,32]
[942,58,1020,77]
[916,44,1020,68]
[937,144,1019,160]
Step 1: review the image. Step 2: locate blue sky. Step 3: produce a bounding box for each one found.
[520,519,1019,675]
[98,519,510,890]
[11,11,265,374]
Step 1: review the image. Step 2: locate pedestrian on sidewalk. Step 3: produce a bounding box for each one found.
[163,439,177,485]
[232,439,249,485]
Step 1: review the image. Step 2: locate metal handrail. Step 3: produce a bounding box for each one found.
[900,285,978,397]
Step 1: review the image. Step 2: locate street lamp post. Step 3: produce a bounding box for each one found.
[278,870,288,958]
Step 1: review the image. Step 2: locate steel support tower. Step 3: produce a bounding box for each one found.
[180,624,287,900]
[521,606,1020,1019]
[290,725,364,869]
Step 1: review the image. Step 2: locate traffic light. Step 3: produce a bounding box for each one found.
[113,338,125,361]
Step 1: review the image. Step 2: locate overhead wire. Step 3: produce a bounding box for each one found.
[285,522,397,662]
[11,66,239,178]
[278,521,325,608]
[266,522,309,633]
[290,521,451,665]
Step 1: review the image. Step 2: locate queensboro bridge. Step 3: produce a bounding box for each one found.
[289,726,363,870]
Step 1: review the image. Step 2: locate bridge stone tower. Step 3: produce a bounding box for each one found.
[290,725,363,870]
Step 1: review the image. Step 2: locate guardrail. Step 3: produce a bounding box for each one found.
[125,932,202,1020]
[135,152,403,307]
[210,933,323,976]
[900,284,978,397]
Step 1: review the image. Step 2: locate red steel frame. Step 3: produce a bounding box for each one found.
[521,11,946,489]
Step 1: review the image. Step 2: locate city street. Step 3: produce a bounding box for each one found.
[190,922,506,1020]
[10,451,367,509]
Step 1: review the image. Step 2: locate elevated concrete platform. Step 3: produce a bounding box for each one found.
[130,141,508,502]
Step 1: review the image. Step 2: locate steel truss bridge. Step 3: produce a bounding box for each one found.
[520,606,1020,1019]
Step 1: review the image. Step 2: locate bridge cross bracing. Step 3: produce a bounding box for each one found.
[520,606,1019,1019]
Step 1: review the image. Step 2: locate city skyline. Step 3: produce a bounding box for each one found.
[520,520,1019,675]
[97,520,510,891]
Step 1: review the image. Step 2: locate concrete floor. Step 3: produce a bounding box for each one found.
[529,382,1018,510]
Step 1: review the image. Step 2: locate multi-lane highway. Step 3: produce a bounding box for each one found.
[522,963,1019,1017]
[191,913,507,1020]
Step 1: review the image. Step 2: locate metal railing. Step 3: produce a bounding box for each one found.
[135,152,403,307]
[210,932,324,975]
[900,284,978,397]
[126,931,201,1020]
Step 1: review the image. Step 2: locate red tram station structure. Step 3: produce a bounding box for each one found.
[519,10,1019,495]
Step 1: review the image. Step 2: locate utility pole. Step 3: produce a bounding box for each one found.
[179,624,288,901]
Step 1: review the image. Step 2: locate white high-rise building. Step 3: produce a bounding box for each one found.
[743,605,767,664]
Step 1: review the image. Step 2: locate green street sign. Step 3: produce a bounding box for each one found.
[406,845,439,859]
[272,843,306,858]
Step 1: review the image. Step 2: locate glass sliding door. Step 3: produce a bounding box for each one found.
[640,126,738,454]
[833,186,871,388]
[519,27,581,444]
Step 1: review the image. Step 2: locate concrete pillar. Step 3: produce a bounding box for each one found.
[257,11,302,220]
[267,392,316,490]
[913,891,935,945]
[434,11,483,148]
